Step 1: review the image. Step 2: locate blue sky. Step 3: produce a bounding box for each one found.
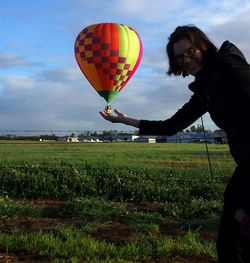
[1,0,250,134]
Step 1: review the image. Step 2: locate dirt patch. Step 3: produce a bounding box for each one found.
[0,217,82,233]
[0,199,80,233]
[0,253,217,263]
[89,217,217,245]
[140,255,217,262]
[158,219,217,241]
[90,219,133,244]
[0,252,51,263]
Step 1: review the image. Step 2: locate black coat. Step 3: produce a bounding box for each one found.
[139,41,250,164]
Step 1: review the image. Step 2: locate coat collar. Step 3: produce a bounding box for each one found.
[188,57,215,92]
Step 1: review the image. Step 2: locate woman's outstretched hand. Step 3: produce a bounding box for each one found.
[99,109,127,123]
[99,108,140,128]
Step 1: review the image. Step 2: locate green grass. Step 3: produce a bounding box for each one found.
[0,141,233,166]
[0,141,233,261]
[0,228,217,262]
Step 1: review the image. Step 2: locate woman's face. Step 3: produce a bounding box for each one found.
[173,38,204,76]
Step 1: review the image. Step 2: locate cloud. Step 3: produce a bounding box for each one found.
[37,67,82,83]
[0,53,31,69]
[209,12,250,59]
[1,75,37,94]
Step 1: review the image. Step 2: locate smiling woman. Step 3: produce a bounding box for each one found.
[100,25,250,263]
[166,26,217,77]
[172,40,203,76]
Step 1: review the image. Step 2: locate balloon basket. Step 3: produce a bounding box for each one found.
[105,104,112,115]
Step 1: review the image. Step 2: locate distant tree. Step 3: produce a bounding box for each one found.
[190,125,196,132]
[91,131,98,136]
[102,130,115,136]
[189,124,210,133]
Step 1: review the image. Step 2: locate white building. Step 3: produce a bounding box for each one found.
[67,137,79,142]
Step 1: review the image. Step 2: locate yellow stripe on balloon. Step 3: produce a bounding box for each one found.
[124,25,140,68]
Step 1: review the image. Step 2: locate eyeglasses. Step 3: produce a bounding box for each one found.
[174,46,197,64]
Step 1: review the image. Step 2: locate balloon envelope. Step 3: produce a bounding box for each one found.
[74,23,143,104]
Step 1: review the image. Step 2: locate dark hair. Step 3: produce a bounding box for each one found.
[166,25,217,77]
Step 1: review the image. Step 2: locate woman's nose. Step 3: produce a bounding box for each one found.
[183,56,192,64]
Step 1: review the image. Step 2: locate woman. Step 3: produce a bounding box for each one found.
[100,25,250,262]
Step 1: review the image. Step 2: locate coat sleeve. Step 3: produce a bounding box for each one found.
[139,94,207,136]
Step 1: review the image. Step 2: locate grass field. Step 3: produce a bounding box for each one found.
[0,141,234,262]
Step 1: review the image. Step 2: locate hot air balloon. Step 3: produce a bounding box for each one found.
[74,23,143,113]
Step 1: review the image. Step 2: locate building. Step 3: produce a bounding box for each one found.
[67,136,79,142]
[134,136,157,143]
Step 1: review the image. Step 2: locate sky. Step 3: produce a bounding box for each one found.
[1,0,250,135]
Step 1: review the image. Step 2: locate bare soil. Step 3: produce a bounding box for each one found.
[0,200,218,262]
